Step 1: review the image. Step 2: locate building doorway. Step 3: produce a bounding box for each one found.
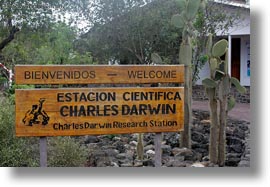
[231,38,241,80]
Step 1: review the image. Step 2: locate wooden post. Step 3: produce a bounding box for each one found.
[154,133,162,167]
[39,136,47,167]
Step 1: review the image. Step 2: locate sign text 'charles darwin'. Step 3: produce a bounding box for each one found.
[15,87,184,137]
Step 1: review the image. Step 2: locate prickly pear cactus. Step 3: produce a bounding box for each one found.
[171,0,206,148]
[202,34,246,166]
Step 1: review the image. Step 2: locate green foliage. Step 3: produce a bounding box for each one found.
[171,14,185,29]
[209,58,218,72]
[186,0,201,21]
[0,76,6,84]
[214,70,225,81]
[202,78,217,88]
[179,43,192,65]
[231,77,247,94]
[151,53,163,64]
[212,39,228,57]
[0,96,89,167]
[206,33,213,56]
[47,137,88,167]
[171,0,206,148]
[79,0,181,64]
[0,97,39,167]
[175,0,186,12]
[2,23,95,66]
[203,35,247,166]
[227,96,236,111]
[192,1,243,83]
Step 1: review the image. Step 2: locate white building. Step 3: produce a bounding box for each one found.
[197,0,250,86]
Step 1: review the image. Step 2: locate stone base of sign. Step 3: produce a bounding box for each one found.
[84,110,250,167]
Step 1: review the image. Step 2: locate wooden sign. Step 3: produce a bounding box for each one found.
[15,87,184,137]
[15,65,184,84]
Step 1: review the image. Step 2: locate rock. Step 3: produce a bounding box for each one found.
[129,140,138,147]
[120,163,133,167]
[83,109,250,167]
[134,159,143,167]
[174,154,185,162]
[170,160,188,167]
[238,160,250,167]
[90,150,111,167]
[143,159,155,167]
[146,150,155,158]
[192,131,207,144]
[226,153,242,166]
[191,162,205,167]
[111,162,119,167]
[228,144,244,153]
[202,156,210,162]
[161,144,172,156]
[144,144,155,151]
[172,147,192,156]
[112,141,126,153]
[227,137,244,146]
[112,136,121,142]
[116,153,128,160]
[105,149,119,158]
[164,133,180,147]
[120,136,130,143]
[200,119,211,124]
[84,135,99,144]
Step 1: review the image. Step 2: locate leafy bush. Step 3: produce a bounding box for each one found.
[0,97,39,167]
[0,96,89,167]
[47,136,88,167]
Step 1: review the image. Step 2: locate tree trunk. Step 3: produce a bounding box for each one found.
[207,87,219,164]
[218,97,227,166]
[217,76,230,166]
[180,65,192,148]
[0,26,20,52]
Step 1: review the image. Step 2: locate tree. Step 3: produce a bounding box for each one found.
[1,23,95,68]
[192,0,243,83]
[0,0,91,64]
[77,0,181,64]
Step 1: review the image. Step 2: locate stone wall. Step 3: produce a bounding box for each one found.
[192,85,250,103]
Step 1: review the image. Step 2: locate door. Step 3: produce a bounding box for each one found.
[231,38,241,80]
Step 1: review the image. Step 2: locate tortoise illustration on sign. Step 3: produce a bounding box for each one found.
[22,98,50,126]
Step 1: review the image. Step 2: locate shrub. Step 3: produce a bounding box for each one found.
[0,96,89,167]
[47,136,88,167]
[0,97,39,167]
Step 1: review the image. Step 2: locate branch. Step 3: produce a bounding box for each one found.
[125,47,144,64]
[0,26,20,52]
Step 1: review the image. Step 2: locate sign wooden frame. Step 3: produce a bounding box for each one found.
[15,65,185,167]
[15,65,185,137]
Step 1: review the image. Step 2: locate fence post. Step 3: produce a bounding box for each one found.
[154,132,162,167]
[40,136,47,167]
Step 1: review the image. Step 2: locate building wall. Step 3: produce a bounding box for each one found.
[240,35,250,86]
